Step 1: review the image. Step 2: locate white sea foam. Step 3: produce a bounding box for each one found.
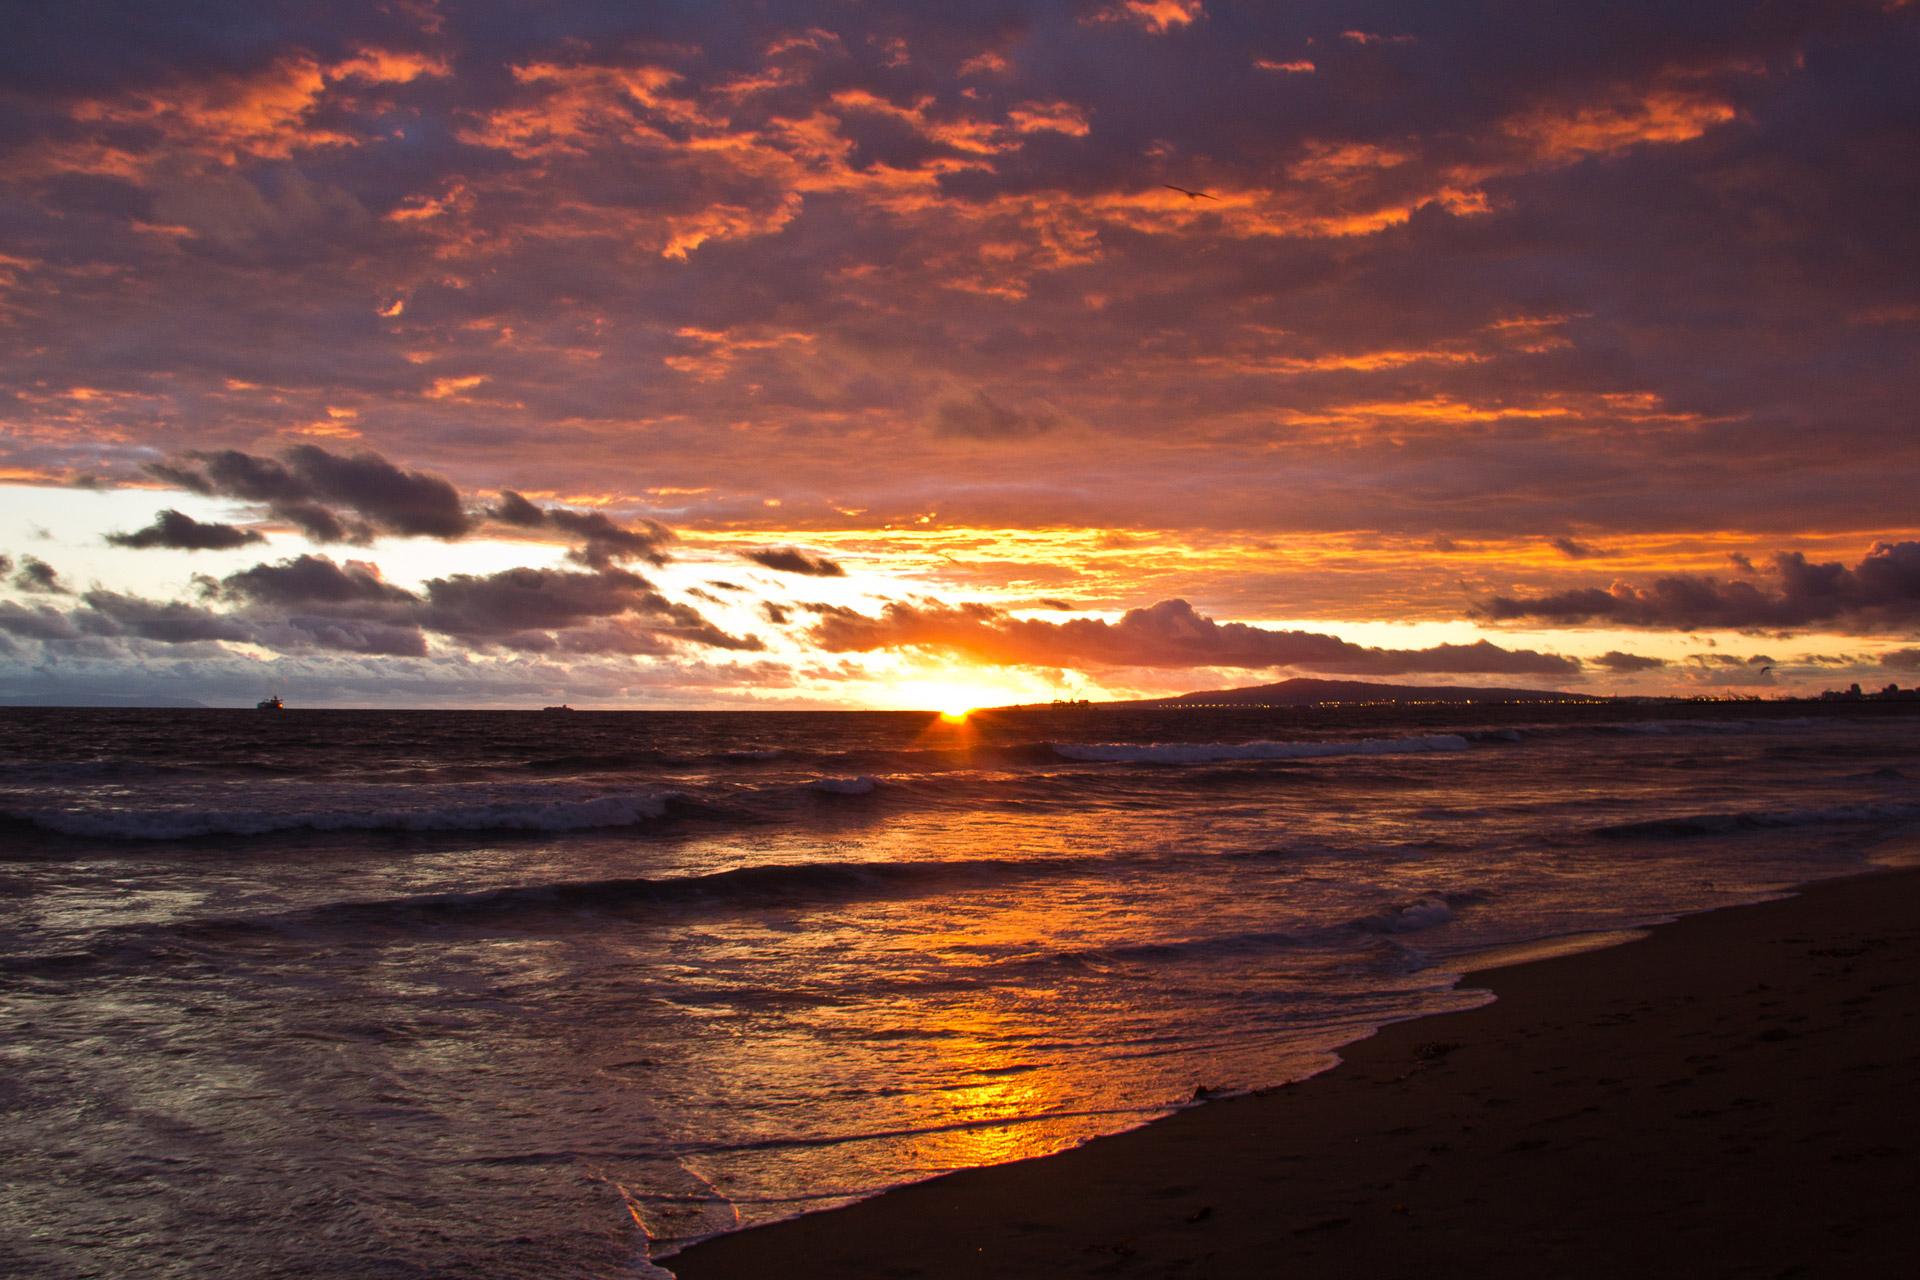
[808,775,880,795]
[12,790,673,840]
[1354,895,1461,933]
[1050,733,1473,764]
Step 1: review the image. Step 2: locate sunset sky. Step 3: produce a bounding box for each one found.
[2,0,1917,708]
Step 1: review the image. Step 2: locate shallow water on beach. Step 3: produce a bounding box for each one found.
[3,702,1918,1277]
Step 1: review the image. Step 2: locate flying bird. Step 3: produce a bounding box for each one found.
[1163,184,1218,200]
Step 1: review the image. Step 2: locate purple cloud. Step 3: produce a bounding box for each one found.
[108,509,266,551]
[743,547,846,577]
[1479,542,1920,630]
[811,597,1578,675]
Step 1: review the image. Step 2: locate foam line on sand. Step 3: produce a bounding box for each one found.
[670,865,1920,1278]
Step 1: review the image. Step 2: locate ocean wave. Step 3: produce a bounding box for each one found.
[1595,801,1920,839]
[1351,890,1488,934]
[518,749,682,773]
[0,759,301,783]
[519,746,786,773]
[2,854,1106,971]
[808,775,880,796]
[1049,733,1473,765]
[1041,928,1302,968]
[7,790,676,840]
[292,855,1096,934]
[1587,716,1814,738]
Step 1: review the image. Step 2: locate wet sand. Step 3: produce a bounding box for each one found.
[670,860,1920,1278]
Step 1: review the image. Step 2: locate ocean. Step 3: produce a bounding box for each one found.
[3,701,1918,1278]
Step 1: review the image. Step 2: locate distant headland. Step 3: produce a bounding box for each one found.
[1020,676,1920,710]
[1111,677,1604,708]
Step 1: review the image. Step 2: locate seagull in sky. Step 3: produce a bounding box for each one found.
[1163,184,1219,200]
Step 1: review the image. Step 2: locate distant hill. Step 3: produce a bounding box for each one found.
[1121,677,1604,707]
[0,694,212,708]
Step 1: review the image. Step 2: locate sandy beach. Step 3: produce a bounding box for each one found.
[671,859,1920,1278]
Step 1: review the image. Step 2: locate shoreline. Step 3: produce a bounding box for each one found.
[670,853,1920,1277]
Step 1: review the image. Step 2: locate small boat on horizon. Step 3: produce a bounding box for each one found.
[542,704,574,712]
[256,695,284,710]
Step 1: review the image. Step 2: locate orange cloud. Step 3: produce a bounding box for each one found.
[1504,84,1739,162]
[456,62,703,160]
[1006,101,1091,137]
[1084,1,1205,33]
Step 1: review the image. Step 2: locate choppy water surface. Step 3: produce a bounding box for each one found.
[3,702,1918,1278]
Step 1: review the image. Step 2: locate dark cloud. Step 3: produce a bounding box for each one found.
[761,601,791,624]
[1551,537,1607,560]
[422,565,659,640]
[489,492,675,567]
[260,444,469,538]
[258,616,428,657]
[1882,648,1920,672]
[490,491,547,527]
[107,509,266,551]
[12,556,68,594]
[547,510,674,569]
[1594,650,1668,673]
[222,554,416,607]
[0,555,11,575]
[274,502,372,544]
[421,565,758,652]
[150,446,469,541]
[811,597,1578,675]
[744,547,846,577]
[1479,541,1920,630]
[0,601,83,641]
[2,550,755,662]
[80,590,253,644]
[558,612,765,655]
[928,388,1067,440]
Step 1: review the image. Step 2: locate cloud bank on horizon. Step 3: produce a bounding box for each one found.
[1,1,1916,705]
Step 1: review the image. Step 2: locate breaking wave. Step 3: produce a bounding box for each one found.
[808,775,880,795]
[1351,890,1488,934]
[8,790,677,840]
[1596,801,1920,839]
[1050,733,1473,764]
[1037,928,1303,969]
